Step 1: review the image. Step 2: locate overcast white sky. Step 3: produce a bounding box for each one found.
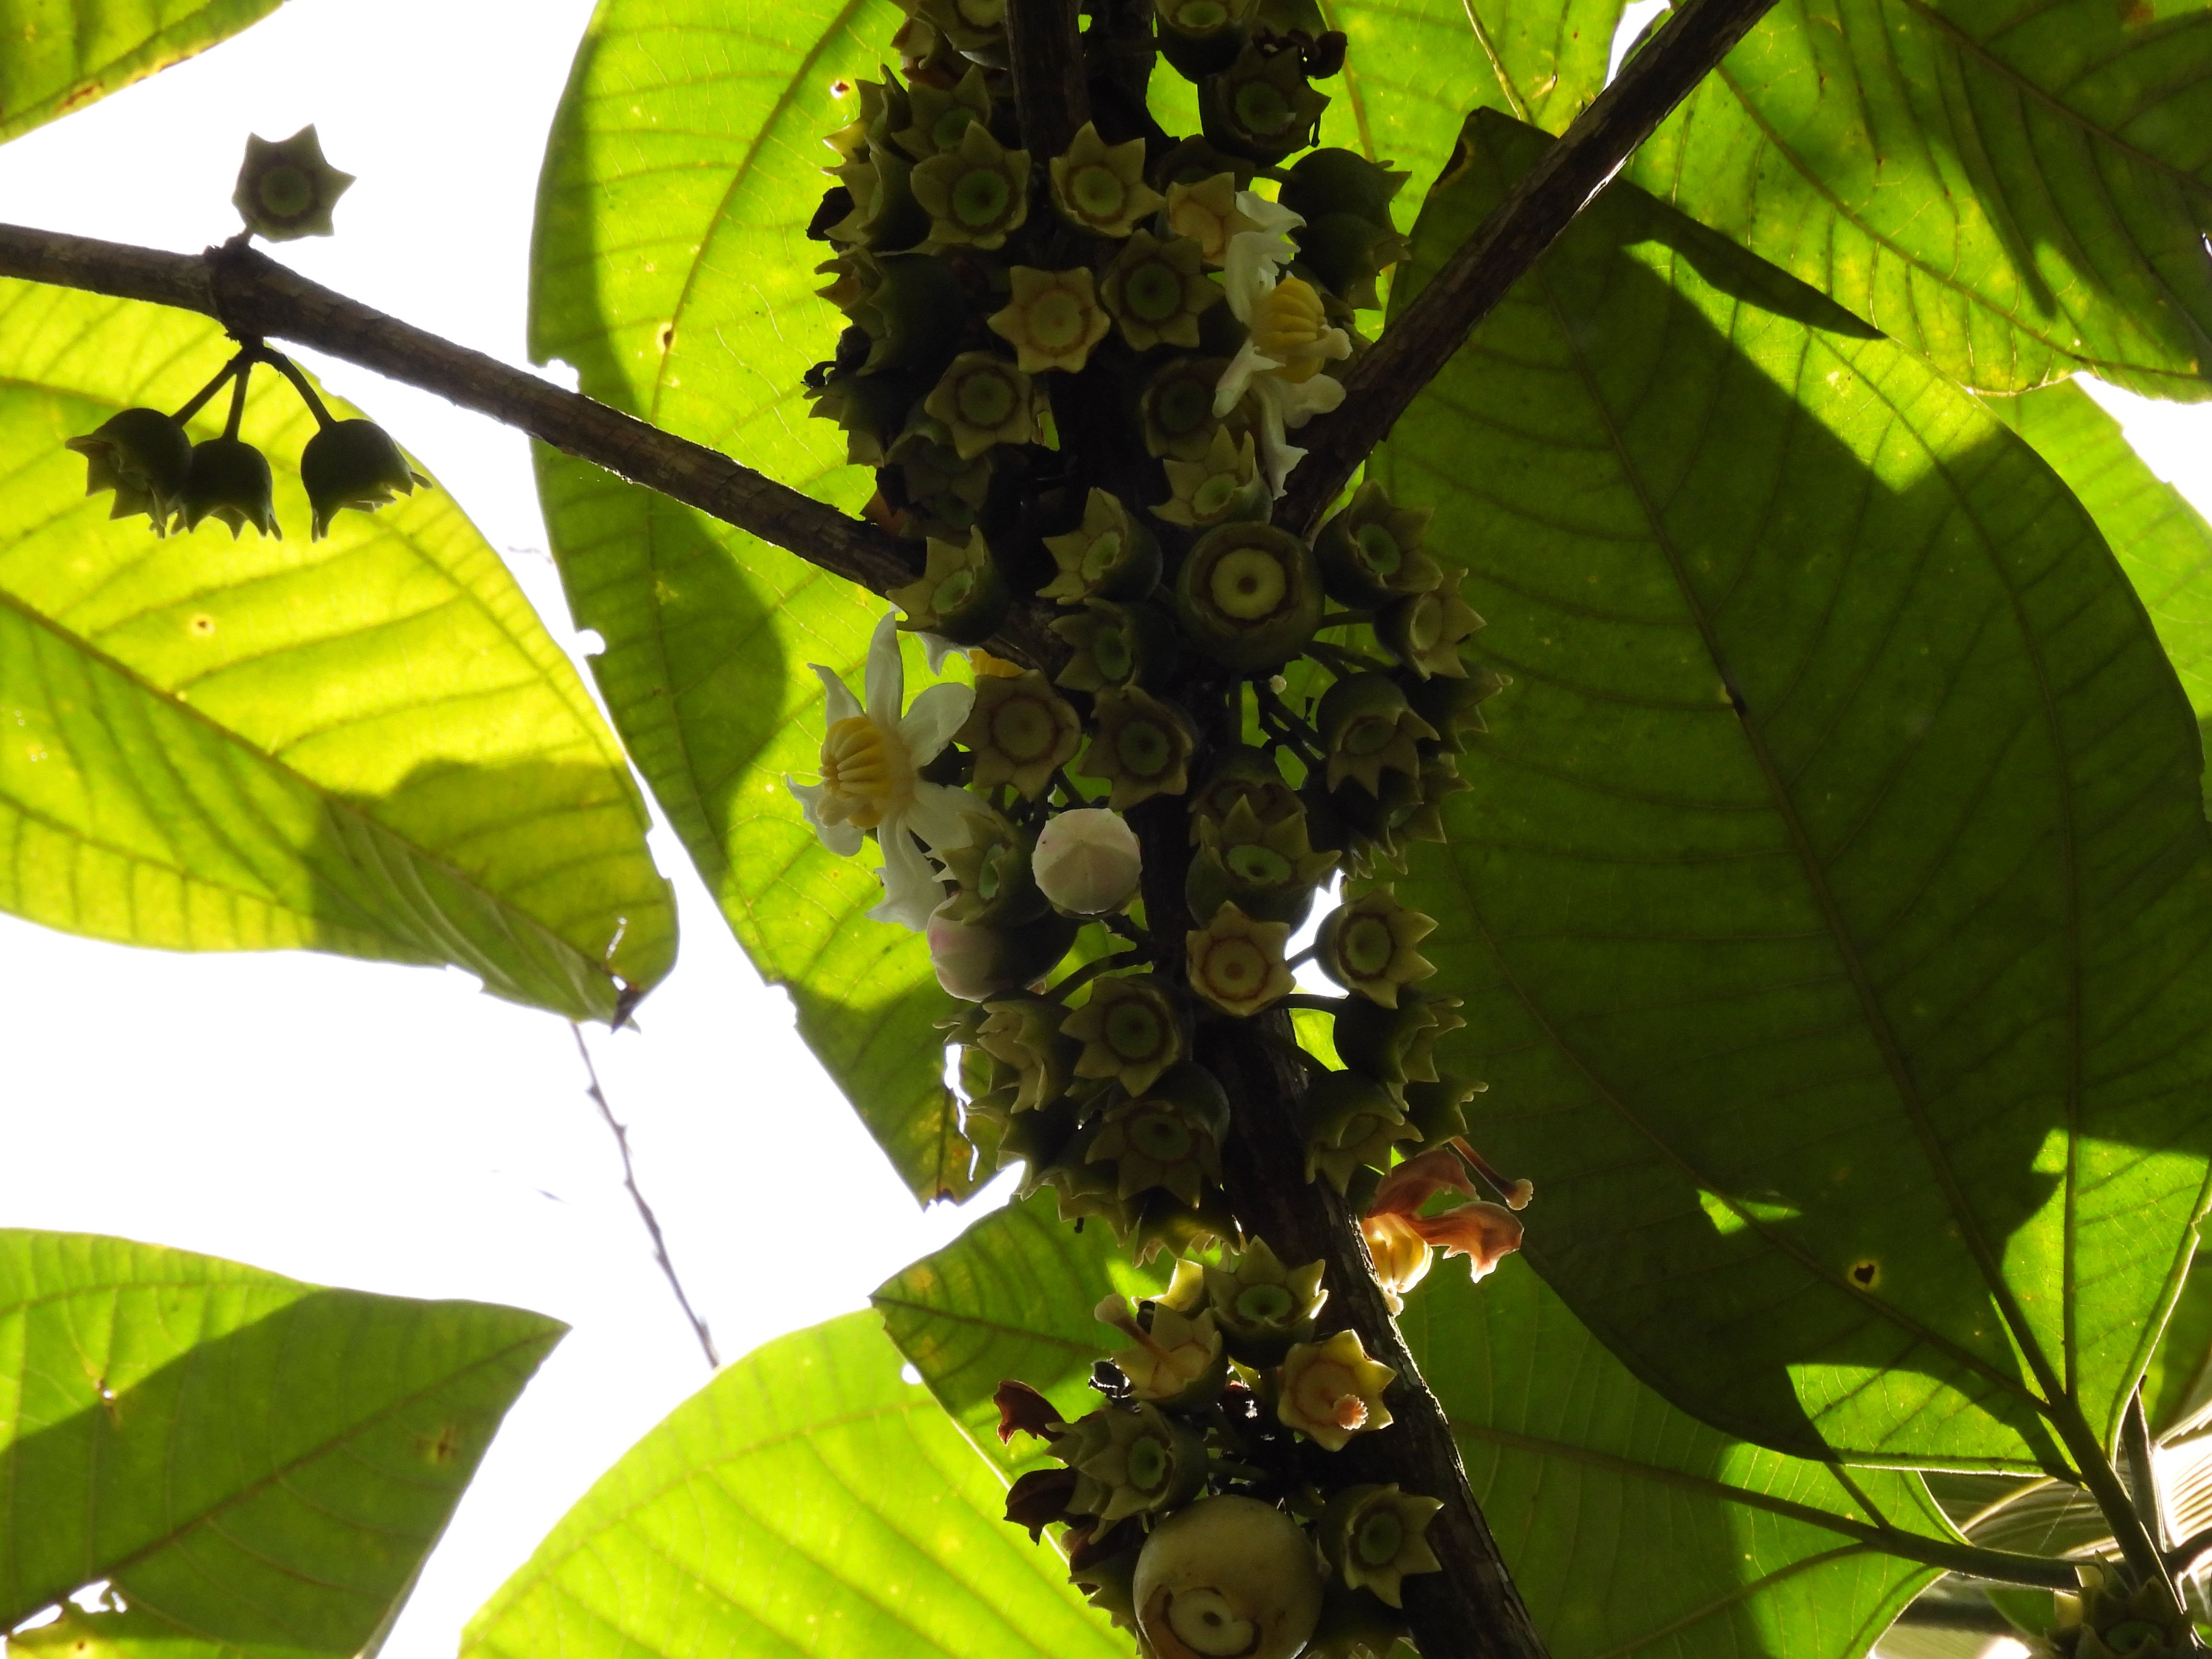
[0,3,2207,1657]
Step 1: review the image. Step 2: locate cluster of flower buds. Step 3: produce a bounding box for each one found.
[63,131,426,544]
[998,1246,1450,1659]
[787,1,1540,1644]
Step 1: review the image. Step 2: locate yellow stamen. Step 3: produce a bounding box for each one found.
[818,714,915,830]
[1249,276,1334,383]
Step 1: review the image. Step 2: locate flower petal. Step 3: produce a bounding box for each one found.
[871,822,946,931]
[1409,1202,1525,1282]
[1214,340,1278,418]
[1222,228,1282,320]
[1369,1147,1478,1217]
[786,777,864,856]
[810,663,862,726]
[919,631,962,675]
[902,680,977,765]
[907,780,983,852]
[864,608,906,728]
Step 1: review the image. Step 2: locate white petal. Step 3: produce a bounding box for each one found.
[907,781,983,853]
[864,608,906,728]
[1274,369,1346,427]
[1251,384,1303,497]
[871,823,945,931]
[1236,189,1305,247]
[1222,231,1280,322]
[919,631,961,674]
[810,663,862,726]
[901,680,976,765]
[1214,342,1277,418]
[786,777,865,856]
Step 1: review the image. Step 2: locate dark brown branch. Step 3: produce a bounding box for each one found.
[572,1023,722,1370]
[1276,0,1781,534]
[0,221,1060,669]
[1005,0,1092,156]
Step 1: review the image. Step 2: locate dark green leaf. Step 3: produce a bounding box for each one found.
[0,1229,561,1659]
[0,0,285,145]
[1627,0,2212,398]
[0,282,674,1021]
[1376,110,2212,1470]
[459,1310,1124,1659]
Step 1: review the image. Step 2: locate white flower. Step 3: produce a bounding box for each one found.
[1233,188,1304,266]
[1033,806,1142,913]
[1214,227,1351,496]
[786,610,977,931]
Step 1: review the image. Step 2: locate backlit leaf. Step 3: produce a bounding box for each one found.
[0,0,285,145]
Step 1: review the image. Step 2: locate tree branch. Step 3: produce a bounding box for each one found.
[1275,0,1781,534]
[0,222,1061,670]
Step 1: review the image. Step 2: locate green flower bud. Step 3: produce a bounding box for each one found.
[1154,427,1269,529]
[1188,745,1302,844]
[1297,1070,1416,1190]
[1133,1497,1325,1659]
[1395,754,1469,843]
[887,412,995,532]
[1051,599,1180,693]
[1293,213,1412,312]
[987,265,1112,374]
[1316,673,1436,797]
[1152,135,1258,192]
[923,350,1036,459]
[301,420,430,541]
[1302,775,1400,881]
[1200,43,1329,165]
[827,145,932,251]
[1156,0,1254,77]
[931,906,1081,1001]
[1314,887,1436,1007]
[1377,571,1483,679]
[1173,521,1323,669]
[1255,0,1330,41]
[977,993,1081,1113]
[1407,663,1507,753]
[939,814,1051,926]
[1280,148,1409,233]
[958,668,1082,796]
[890,527,1011,641]
[1074,685,1196,809]
[64,408,192,533]
[1065,973,1186,1094]
[1067,1520,1146,1635]
[837,250,969,376]
[1058,1402,1208,1523]
[1403,1073,1483,1146]
[1335,988,1464,1098]
[1188,796,1336,927]
[1140,354,1235,460]
[1202,1237,1326,1365]
[232,125,354,241]
[177,437,280,539]
[1186,900,1295,1016]
[1041,489,1163,604]
[912,120,1031,250]
[1100,231,1223,352]
[805,365,920,466]
[1276,1327,1395,1449]
[892,0,1008,62]
[892,64,994,158]
[1320,1485,1442,1608]
[1087,1061,1232,1207]
[1049,122,1166,238]
[1312,481,1441,606]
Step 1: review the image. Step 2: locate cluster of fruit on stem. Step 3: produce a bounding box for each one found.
[790,0,1538,1650]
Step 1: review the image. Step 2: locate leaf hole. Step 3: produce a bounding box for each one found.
[1849,1259,1880,1289]
[657,322,676,353]
[187,613,216,637]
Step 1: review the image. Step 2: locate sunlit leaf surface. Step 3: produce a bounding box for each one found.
[460,1310,1124,1659]
[1377,111,2212,1470]
[0,282,674,1020]
[0,1230,560,1659]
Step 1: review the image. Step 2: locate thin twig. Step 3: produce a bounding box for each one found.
[1276,0,1782,533]
[570,1023,721,1370]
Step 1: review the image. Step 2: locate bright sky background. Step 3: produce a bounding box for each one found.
[0,3,2208,1657]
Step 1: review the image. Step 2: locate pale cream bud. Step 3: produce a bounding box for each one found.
[1034,807,1143,914]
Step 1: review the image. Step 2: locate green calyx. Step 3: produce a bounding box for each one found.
[827,141,933,252]
[232,125,354,241]
[301,419,431,541]
[1200,1237,1327,1365]
[1057,1402,1208,1523]
[977,993,1081,1114]
[1157,0,1252,76]
[1280,148,1408,232]
[1188,745,1303,845]
[1319,1485,1443,1609]
[1403,1073,1484,1146]
[940,815,1051,926]
[1297,1070,1418,1191]
[1074,685,1198,808]
[1188,795,1337,927]
[892,64,995,158]
[65,408,193,534]
[1174,520,1323,668]
[1334,988,1465,1099]
[1042,489,1163,604]
[1407,664,1507,753]
[987,265,1112,374]
[1313,481,1441,606]
[1053,599,1178,693]
[829,250,968,377]
[1199,42,1329,165]
[924,350,1037,459]
[1155,426,1269,529]
[1101,230,1224,352]
[1314,887,1437,1007]
[177,437,280,540]
[1316,673,1437,798]
[1140,354,1236,460]
[911,120,1032,250]
[805,365,921,467]
[1065,974,1187,1095]
[1049,122,1166,238]
[1377,571,1483,678]
[889,527,1011,641]
[1086,1061,1232,1206]
[887,412,995,533]
[1294,213,1413,312]
[958,668,1082,795]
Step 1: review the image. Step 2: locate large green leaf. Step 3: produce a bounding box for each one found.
[1980,382,2212,754]
[1374,111,2212,1471]
[0,1229,560,1659]
[0,282,674,1021]
[459,1310,1124,1659]
[0,0,285,145]
[530,0,985,1196]
[878,1201,1951,1658]
[1626,0,2212,399]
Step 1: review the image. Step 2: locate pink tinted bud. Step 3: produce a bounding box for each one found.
[1033,807,1143,914]
[929,905,1012,1000]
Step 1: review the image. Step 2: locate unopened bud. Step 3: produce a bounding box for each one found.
[1034,806,1143,913]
